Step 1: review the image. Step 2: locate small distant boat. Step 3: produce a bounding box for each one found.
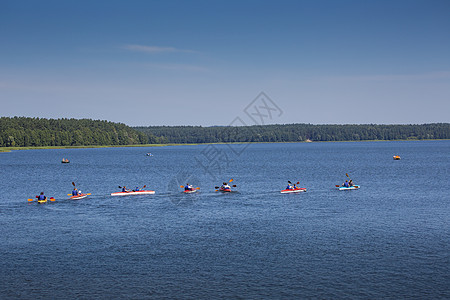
[146,153,153,156]
[61,158,70,163]
[393,155,401,160]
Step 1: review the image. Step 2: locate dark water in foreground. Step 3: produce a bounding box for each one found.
[0,141,449,299]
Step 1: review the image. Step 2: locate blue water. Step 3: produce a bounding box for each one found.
[1,141,449,298]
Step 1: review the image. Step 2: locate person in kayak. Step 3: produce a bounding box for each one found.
[37,192,47,201]
[342,180,349,187]
[348,180,354,187]
[122,186,129,192]
[134,186,140,191]
[185,183,193,191]
[221,182,231,190]
[72,188,79,196]
[286,182,294,190]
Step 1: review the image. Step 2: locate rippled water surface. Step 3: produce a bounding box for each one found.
[1,141,449,298]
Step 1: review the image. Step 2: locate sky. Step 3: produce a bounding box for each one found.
[1,0,449,126]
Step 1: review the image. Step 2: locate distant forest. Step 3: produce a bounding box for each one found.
[0,117,153,147]
[135,123,450,144]
[0,117,448,147]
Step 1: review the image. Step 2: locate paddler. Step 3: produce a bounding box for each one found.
[286,182,294,190]
[348,180,354,187]
[37,192,47,201]
[122,186,129,192]
[72,188,79,196]
[342,180,349,187]
[185,183,193,191]
[221,182,231,190]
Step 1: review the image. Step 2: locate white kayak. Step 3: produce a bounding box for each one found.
[111,190,155,196]
[280,188,307,194]
[337,185,360,191]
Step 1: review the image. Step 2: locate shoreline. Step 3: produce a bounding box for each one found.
[0,143,197,153]
[1,139,448,153]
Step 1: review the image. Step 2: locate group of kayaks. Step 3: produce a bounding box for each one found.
[29,175,360,203]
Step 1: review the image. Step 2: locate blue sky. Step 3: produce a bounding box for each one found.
[1,0,449,126]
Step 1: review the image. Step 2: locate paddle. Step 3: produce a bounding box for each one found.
[132,185,146,192]
[180,185,200,190]
[346,173,356,187]
[29,196,54,202]
[215,185,236,189]
[67,193,91,196]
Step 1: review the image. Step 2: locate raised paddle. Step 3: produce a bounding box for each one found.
[215,185,236,189]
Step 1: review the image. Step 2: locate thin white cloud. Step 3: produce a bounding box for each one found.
[123,44,197,54]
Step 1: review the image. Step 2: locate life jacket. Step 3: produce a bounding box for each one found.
[38,194,46,200]
[122,188,126,192]
[72,190,78,196]
[344,182,349,187]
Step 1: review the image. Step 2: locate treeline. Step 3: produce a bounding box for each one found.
[135,123,450,143]
[0,117,157,147]
[1,117,448,147]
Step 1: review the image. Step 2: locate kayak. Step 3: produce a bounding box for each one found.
[37,197,54,203]
[110,190,155,196]
[184,189,197,194]
[337,185,360,191]
[280,188,307,194]
[70,193,88,200]
[219,188,232,193]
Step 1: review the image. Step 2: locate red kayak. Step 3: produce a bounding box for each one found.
[280,188,307,194]
[70,193,88,200]
[219,187,232,193]
[184,189,197,194]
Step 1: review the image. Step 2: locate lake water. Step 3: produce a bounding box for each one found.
[1,141,449,298]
